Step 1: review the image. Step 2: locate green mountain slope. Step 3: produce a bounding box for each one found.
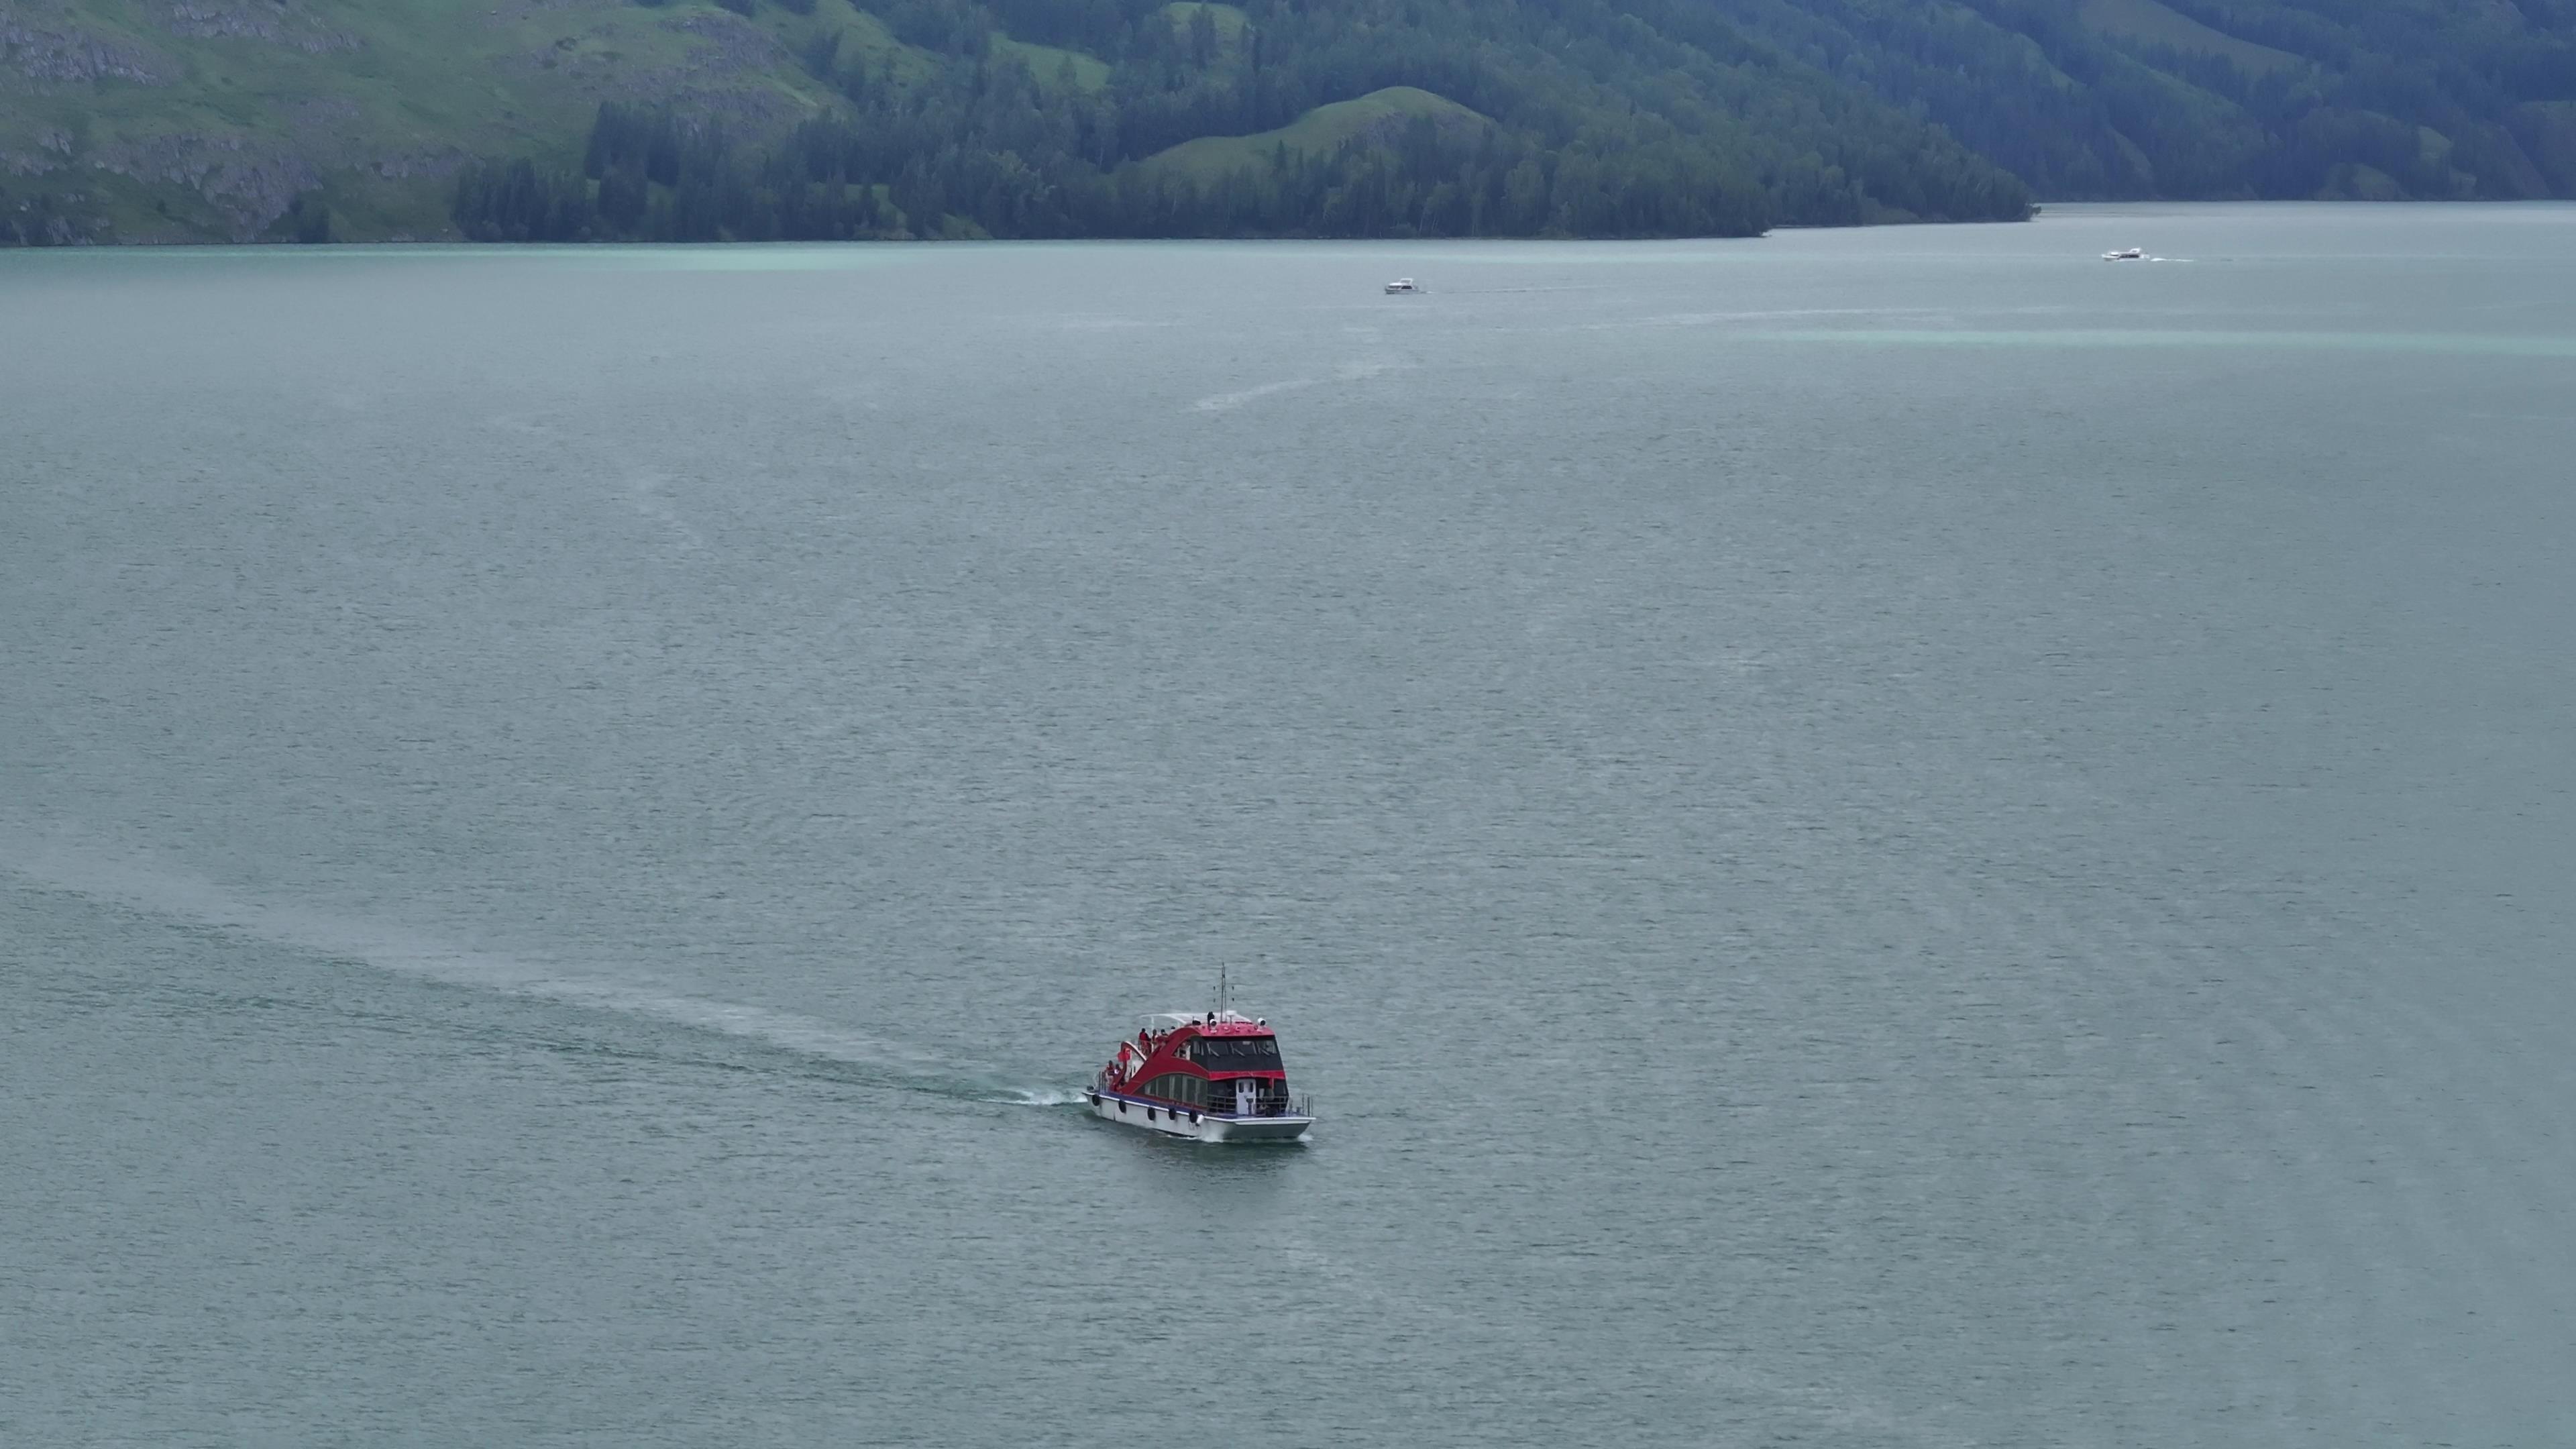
[0,0,849,241]
[1134,86,1489,186]
[12,0,2571,244]
[1694,0,2576,199]
[5,0,2032,242]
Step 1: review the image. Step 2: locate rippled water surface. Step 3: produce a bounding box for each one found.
[5,205,2573,1446]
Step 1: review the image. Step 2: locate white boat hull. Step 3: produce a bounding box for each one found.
[1087,1089,1312,1143]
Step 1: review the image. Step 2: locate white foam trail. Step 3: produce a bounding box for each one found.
[1191,378,1317,412]
[1051,315,1171,331]
[1600,305,1953,331]
[1334,358,1407,380]
[0,826,1069,1107]
[627,470,706,551]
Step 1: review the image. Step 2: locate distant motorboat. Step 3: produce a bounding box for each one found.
[1385,277,1420,293]
[2102,247,2145,261]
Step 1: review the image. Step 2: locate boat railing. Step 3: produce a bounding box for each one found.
[1095,1085,1312,1120]
[1212,1090,1311,1120]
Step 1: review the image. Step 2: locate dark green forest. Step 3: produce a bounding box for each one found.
[447,0,2576,246]
[13,0,2576,244]
[1697,0,2576,201]
[452,0,2035,241]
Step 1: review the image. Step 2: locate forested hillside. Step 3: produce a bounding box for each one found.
[7,0,2576,245]
[3,0,2027,242]
[1699,0,2576,201]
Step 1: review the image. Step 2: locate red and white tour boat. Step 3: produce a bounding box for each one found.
[1088,996,1313,1143]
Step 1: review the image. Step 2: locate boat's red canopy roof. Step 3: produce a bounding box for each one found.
[1113,1011,1287,1089]
[1138,1010,1271,1038]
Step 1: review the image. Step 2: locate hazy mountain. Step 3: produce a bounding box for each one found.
[1697,0,2576,202]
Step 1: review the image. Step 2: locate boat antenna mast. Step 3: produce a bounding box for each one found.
[1216,962,1229,1017]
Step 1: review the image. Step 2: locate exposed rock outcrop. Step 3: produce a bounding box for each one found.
[3,11,172,83]
[165,1,359,54]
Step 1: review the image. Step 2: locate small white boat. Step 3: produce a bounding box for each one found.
[1088,982,1313,1144]
[1385,277,1419,294]
[2102,247,2144,261]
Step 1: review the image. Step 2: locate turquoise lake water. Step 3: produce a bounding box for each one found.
[5,203,2573,1446]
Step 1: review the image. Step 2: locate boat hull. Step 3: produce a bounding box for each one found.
[1087,1089,1312,1143]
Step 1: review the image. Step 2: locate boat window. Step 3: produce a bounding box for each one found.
[1140,1073,1205,1107]
[1194,1036,1282,1070]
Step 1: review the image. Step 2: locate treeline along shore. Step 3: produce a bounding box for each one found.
[8,0,2576,244]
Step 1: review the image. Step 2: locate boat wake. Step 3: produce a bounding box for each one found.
[1191,377,1318,412]
[0,826,1081,1110]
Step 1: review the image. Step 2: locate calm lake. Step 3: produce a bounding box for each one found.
[5,205,2573,1446]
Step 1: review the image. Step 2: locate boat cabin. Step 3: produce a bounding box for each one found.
[1103,1009,1297,1118]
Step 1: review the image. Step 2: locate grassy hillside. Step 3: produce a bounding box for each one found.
[2078,0,2300,76]
[1135,87,1487,186]
[0,0,861,241]
[988,36,1109,93]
